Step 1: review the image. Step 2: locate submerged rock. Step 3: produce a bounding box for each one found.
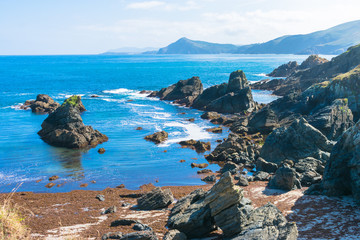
[38,96,108,149]
[144,131,168,144]
[137,187,174,210]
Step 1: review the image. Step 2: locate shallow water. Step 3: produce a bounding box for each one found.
[0,54,314,193]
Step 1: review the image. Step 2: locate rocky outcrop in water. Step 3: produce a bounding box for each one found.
[167,172,298,239]
[144,131,168,144]
[26,94,60,113]
[38,95,107,149]
[260,118,334,165]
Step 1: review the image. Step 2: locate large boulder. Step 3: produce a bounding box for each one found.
[248,108,280,134]
[227,70,249,93]
[29,94,60,113]
[268,164,301,191]
[38,96,108,149]
[137,187,174,210]
[192,83,228,109]
[157,77,203,106]
[260,118,334,165]
[322,120,360,203]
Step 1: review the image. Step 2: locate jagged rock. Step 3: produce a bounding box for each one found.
[137,187,174,210]
[167,189,214,238]
[29,94,60,113]
[111,219,138,227]
[250,78,287,94]
[298,54,329,70]
[227,70,249,93]
[322,120,360,203]
[192,84,228,109]
[299,170,322,187]
[237,175,249,186]
[253,171,270,181]
[38,96,108,149]
[62,95,86,112]
[293,157,324,174]
[200,111,221,120]
[144,131,168,144]
[268,165,301,191]
[96,194,105,201]
[231,203,298,240]
[179,140,210,152]
[267,61,298,77]
[220,162,242,174]
[307,99,353,140]
[255,158,278,174]
[211,116,229,125]
[157,77,203,106]
[248,108,279,134]
[163,230,187,240]
[260,118,334,165]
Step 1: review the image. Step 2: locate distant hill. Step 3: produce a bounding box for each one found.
[157,20,360,55]
[103,47,157,55]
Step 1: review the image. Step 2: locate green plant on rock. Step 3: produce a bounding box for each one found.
[62,95,80,107]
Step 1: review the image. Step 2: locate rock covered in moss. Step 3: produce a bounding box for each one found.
[38,95,108,149]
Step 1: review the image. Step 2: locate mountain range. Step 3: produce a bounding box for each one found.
[104,20,360,55]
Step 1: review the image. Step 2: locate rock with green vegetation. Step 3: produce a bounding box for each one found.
[38,96,108,149]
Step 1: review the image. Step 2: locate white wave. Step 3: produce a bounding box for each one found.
[160,121,212,147]
[253,73,267,77]
[127,103,149,107]
[103,88,159,101]
[137,111,171,120]
[9,103,26,110]
[103,88,131,94]
[101,98,125,103]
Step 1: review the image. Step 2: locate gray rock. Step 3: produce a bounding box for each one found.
[192,83,228,109]
[200,111,221,120]
[253,171,270,181]
[256,157,278,174]
[96,194,105,201]
[236,175,249,187]
[293,157,324,174]
[268,165,301,191]
[144,131,168,144]
[137,187,174,210]
[163,230,187,240]
[38,96,108,149]
[201,175,216,183]
[29,94,60,113]
[260,118,334,165]
[248,108,279,134]
[102,232,123,240]
[322,119,360,203]
[300,170,322,187]
[133,223,152,231]
[227,70,249,93]
[268,61,299,77]
[220,162,241,174]
[119,231,158,240]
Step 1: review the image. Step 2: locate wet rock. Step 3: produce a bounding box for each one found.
[29,94,60,113]
[136,127,143,130]
[253,171,270,181]
[190,163,208,169]
[210,116,229,125]
[137,187,174,210]
[260,118,334,165]
[206,126,222,133]
[200,111,221,120]
[179,160,185,163]
[98,148,106,154]
[133,223,152,231]
[90,94,99,98]
[144,131,168,144]
[80,183,88,188]
[111,219,138,227]
[268,61,298,77]
[201,175,216,183]
[197,169,212,174]
[38,96,108,149]
[255,157,278,174]
[96,194,105,201]
[163,230,187,240]
[268,165,301,191]
[186,118,194,122]
[102,206,117,215]
[322,119,360,203]
[179,140,210,152]
[49,175,59,181]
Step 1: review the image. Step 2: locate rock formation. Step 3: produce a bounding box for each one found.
[167,172,298,239]
[27,94,60,113]
[38,95,107,149]
[137,187,174,210]
[144,131,168,144]
[267,61,298,77]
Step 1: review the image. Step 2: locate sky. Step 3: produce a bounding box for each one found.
[0,0,360,55]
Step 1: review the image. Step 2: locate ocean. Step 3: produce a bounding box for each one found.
[0,54,312,193]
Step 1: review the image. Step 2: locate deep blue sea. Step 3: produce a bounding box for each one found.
[0,54,314,193]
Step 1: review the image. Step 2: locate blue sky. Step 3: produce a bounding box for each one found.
[0,0,359,55]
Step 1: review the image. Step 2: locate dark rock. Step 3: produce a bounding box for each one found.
[268,61,298,77]
[206,127,222,133]
[102,206,117,215]
[102,232,123,240]
[119,231,158,240]
[253,171,270,181]
[260,118,334,165]
[220,162,241,174]
[250,78,287,93]
[201,175,216,183]
[210,116,229,125]
[163,230,187,240]
[191,163,208,169]
[49,175,59,181]
[136,127,143,130]
[186,118,194,122]
[237,175,249,186]
[227,70,249,93]
[29,94,60,113]
[137,187,174,210]
[192,84,228,109]
[200,111,221,120]
[38,96,108,149]
[147,91,158,98]
[268,165,301,191]
[179,140,210,152]
[298,54,329,70]
[248,108,279,134]
[45,183,55,188]
[299,170,322,187]
[96,194,105,201]
[111,219,138,227]
[322,119,360,203]
[98,148,106,154]
[116,184,125,189]
[197,169,212,174]
[293,157,324,174]
[255,157,278,173]
[144,131,168,144]
[133,223,152,231]
[90,94,99,98]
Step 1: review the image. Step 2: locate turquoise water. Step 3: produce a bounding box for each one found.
[0,54,310,193]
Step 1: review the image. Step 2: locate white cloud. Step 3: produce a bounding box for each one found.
[126,1,165,9]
